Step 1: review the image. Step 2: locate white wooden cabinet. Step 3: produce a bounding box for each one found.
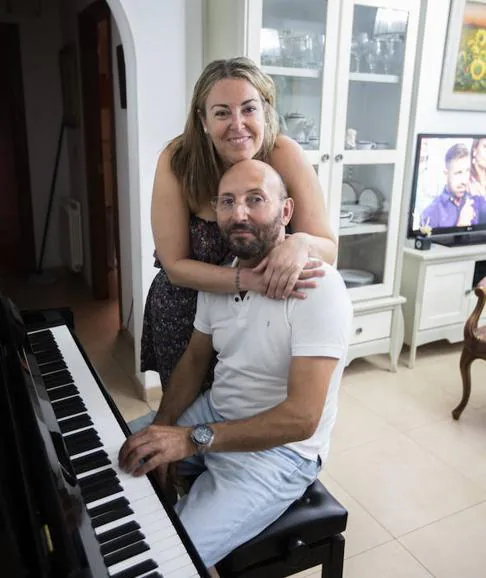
[205,0,420,370]
[401,244,486,368]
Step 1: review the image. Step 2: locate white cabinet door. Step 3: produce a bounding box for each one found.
[419,261,475,331]
[330,0,419,301]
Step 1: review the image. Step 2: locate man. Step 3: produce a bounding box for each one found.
[118,159,352,567]
[420,143,486,229]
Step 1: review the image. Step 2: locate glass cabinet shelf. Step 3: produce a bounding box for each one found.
[339,223,388,236]
[343,149,397,164]
[349,72,399,83]
[261,65,321,78]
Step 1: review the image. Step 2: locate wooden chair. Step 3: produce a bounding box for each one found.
[452,282,486,420]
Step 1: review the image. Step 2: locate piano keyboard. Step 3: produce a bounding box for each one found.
[28,324,205,578]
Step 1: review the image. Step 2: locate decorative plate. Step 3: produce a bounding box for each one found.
[342,181,358,204]
[359,187,384,213]
[339,268,375,287]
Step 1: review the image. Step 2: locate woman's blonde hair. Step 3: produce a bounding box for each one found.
[169,57,280,212]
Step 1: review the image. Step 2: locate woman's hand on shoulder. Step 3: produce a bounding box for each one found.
[250,235,324,300]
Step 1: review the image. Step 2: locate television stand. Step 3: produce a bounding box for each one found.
[432,233,486,248]
[400,243,486,367]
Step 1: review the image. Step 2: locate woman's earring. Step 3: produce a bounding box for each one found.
[203,127,208,134]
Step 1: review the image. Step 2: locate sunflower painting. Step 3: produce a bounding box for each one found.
[453,3,486,93]
[439,0,486,111]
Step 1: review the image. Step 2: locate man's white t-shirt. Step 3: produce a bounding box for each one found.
[194,263,353,462]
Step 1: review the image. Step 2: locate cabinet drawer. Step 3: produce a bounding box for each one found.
[350,311,392,345]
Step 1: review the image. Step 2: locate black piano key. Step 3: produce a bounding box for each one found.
[58,413,93,434]
[110,558,157,578]
[33,348,62,365]
[65,435,103,457]
[72,449,110,475]
[88,496,130,518]
[141,574,162,578]
[80,468,118,491]
[28,331,55,346]
[64,428,101,452]
[43,369,74,389]
[101,531,146,559]
[97,521,141,545]
[64,426,100,444]
[47,383,79,402]
[104,540,150,567]
[81,471,120,492]
[39,359,67,375]
[91,505,133,529]
[83,481,124,504]
[52,395,86,420]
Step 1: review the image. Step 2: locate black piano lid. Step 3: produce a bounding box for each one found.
[0,290,108,578]
[2,289,210,578]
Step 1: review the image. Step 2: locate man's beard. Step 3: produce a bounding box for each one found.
[222,215,282,260]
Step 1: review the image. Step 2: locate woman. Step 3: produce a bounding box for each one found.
[470,138,486,198]
[141,57,337,393]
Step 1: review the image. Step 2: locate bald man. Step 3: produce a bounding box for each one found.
[119,160,352,567]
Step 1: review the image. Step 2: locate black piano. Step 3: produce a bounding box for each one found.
[0,290,208,578]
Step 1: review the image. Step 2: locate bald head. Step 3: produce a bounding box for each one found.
[219,159,287,201]
[215,159,293,265]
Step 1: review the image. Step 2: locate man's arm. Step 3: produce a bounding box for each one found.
[152,329,214,426]
[209,355,337,452]
[118,355,338,476]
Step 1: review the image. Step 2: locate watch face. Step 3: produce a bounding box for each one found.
[193,424,214,446]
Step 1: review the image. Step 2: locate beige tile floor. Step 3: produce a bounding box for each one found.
[4,271,486,578]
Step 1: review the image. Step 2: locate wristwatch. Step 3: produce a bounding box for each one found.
[190,424,215,454]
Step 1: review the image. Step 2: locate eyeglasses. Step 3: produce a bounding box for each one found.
[210,193,271,212]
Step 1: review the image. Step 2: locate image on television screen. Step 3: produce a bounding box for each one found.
[409,135,486,235]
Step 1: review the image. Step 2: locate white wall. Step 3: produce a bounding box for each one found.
[414,0,486,134]
[186,0,205,111]
[106,0,187,388]
[1,0,68,270]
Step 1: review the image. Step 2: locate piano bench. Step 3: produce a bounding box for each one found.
[216,479,347,578]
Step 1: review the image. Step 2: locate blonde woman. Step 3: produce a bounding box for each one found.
[140,57,336,400]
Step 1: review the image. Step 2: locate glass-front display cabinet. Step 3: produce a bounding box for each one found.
[205,0,421,369]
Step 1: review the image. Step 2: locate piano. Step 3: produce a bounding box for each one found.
[0,290,209,578]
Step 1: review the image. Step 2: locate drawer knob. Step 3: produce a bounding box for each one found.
[355,327,363,335]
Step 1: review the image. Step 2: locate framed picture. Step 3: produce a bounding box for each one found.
[59,44,80,128]
[438,0,486,111]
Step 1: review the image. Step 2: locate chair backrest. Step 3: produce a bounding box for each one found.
[464,284,486,343]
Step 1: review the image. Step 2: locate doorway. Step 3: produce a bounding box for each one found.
[78,0,122,312]
[0,23,35,276]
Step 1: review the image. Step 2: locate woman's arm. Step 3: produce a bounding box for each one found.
[270,135,337,263]
[151,148,238,293]
[259,135,337,298]
[151,148,315,296]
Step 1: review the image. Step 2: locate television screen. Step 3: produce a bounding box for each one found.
[408,134,486,239]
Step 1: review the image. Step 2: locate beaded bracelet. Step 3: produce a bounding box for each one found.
[235,267,241,294]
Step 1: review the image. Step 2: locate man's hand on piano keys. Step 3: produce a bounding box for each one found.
[118,424,194,478]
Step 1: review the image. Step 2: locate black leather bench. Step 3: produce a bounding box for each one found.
[216,479,348,578]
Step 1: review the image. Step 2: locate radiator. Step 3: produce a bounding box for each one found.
[60,198,83,273]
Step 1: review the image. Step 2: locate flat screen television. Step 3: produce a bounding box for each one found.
[408,134,486,247]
